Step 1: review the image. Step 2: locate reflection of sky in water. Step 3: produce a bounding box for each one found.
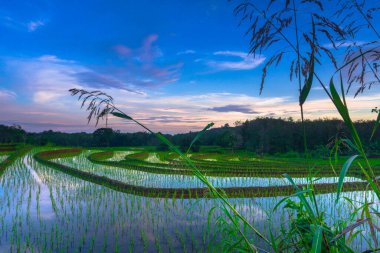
[0,149,378,252]
[53,152,364,189]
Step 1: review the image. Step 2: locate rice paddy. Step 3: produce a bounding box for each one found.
[0,147,379,252]
[0,155,8,163]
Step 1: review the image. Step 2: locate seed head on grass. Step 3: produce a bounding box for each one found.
[69,88,115,126]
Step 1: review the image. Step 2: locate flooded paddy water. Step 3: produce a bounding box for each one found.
[0,148,378,252]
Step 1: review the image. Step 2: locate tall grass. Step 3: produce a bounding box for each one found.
[232,0,380,251]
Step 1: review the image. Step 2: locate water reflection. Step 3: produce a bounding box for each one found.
[0,150,378,252]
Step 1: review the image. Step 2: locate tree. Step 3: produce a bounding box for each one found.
[93,128,114,147]
[0,125,26,143]
[216,131,236,149]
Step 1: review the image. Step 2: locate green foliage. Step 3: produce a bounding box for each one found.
[186,122,214,154]
[370,108,380,141]
[0,145,32,172]
[336,155,359,203]
[93,128,114,147]
[0,125,26,143]
[66,0,380,248]
[2,119,379,156]
[156,142,169,151]
[299,20,315,107]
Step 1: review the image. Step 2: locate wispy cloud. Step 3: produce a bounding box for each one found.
[113,45,132,56]
[0,16,46,32]
[324,41,367,49]
[1,55,378,133]
[0,89,16,100]
[1,80,379,133]
[27,20,45,32]
[73,72,143,94]
[112,34,182,87]
[177,50,196,55]
[209,104,259,114]
[38,55,73,63]
[206,51,265,71]
[4,55,143,105]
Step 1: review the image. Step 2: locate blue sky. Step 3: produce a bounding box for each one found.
[0,0,379,133]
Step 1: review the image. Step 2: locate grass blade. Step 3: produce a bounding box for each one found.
[330,78,350,125]
[331,218,369,243]
[283,173,316,219]
[111,111,132,120]
[311,225,322,253]
[330,78,365,153]
[299,25,315,106]
[370,111,380,141]
[187,122,214,153]
[273,189,312,212]
[336,155,359,203]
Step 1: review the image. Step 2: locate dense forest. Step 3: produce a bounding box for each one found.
[1,118,379,156]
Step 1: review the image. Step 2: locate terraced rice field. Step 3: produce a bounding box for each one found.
[0,155,8,163]
[0,146,379,252]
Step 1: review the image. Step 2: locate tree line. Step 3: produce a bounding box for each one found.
[1,117,379,156]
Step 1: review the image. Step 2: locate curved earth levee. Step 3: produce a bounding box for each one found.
[89,150,376,178]
[34,148,374,199]
[0,144,32,174]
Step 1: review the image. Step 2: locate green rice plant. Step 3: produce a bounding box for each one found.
[140,229,148,253]
[0,145,32,173]
[69,88,270,250]
[128,237,134,253]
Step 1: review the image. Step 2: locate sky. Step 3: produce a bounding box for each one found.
[0,0,379,133]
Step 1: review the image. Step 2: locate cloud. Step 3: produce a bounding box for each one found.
[1,16,47,32]
[30,55,147,92]
[177,50,196,55]
[2,50,379,134]
[113,45,132,56]
[324,41,367,49]
[73,72,143,94]
[136,115,208,123]
[206,51,265,71]
[27,20,45,32]
[0,89,16,100]
[139,34,161,61]
[112,34,182,87]
[209,104,259,114]
[312,86,325,91]
[1,80,380,133]
[4,55,143,105]
[38,55,73,63]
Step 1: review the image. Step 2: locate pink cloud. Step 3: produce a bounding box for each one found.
[114,45,132,56]
[110,34,181,87]
[140,34,160,62]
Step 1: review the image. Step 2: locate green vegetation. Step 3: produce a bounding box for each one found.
[1,119,380,156]
[64,1,380,251]
[32,148,372,198]
[0,144,32,172]
[88,149,380,179]
[1,0,379,252]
